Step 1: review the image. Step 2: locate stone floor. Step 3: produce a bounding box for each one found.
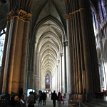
[27,97,72,107]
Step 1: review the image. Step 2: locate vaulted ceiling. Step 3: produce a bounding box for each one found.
[0,0,98,33]
[33,0,66,77]
[0,0,99,79]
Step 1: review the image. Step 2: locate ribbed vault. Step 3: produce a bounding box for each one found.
[35,18,64,89]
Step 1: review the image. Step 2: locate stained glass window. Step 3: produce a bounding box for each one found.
[45,74,50,89]
[0,28,6,66]
[91,8,99,35]
[98,0,106,23]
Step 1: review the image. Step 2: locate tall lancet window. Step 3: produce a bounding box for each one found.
[45,74,50,89]
[98,0,106,23]
[0,28,6,66]
[91,5,99,36]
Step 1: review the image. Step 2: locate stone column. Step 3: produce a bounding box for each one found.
[58,60,60,92]
[60,53,63,93]
[65,0,100,101]
[79,0,100,98]
[63,41,68,93]
[2,0,32,94]
[56,65,58,92]
[65,1,74,100]
[33,51,39,90]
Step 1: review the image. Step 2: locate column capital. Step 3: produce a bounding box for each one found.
[60,52,63,57]
[63,41,68,46]
[7,9,32,21]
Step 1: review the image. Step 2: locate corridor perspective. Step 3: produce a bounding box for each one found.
[0,0,107,107]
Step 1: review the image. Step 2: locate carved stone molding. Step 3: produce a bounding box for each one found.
[65,8,85,19]
[7,9,32,21]
[18,9,32,21]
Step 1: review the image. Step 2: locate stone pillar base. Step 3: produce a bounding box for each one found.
[68,94,83,104]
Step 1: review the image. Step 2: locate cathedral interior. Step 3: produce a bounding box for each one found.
[0,0,107,106]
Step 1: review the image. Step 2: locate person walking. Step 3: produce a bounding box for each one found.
[27,91,35,107]
[42,92,47,105]
[38,90,43,105]
[57,92,62,105]
[51,91,57,107]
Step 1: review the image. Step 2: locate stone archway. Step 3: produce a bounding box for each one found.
[33,18,65,92]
